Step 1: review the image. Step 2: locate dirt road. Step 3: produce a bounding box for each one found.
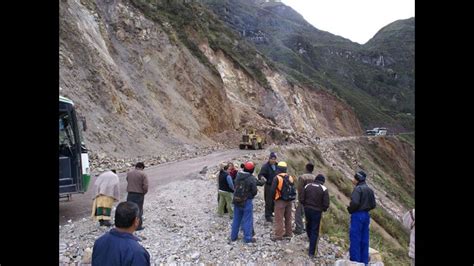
[59,148,262,225]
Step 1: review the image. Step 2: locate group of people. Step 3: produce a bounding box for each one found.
[216,152,380,263]
[90,162,151,265]
[87,153,414,265]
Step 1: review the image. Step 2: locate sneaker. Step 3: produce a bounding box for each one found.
[270,236,283,241]
[136,226,145,231]
[283,234,293,239]
[265,217,273,223]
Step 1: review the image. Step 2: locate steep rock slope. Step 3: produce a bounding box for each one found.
[60,0,362,159]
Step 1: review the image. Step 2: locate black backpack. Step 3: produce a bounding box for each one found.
[280,174,297,201]
[232,178,248,207]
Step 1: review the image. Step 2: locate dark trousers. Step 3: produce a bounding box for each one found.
[127,192,145,228]
[305,208,322,256]
[295,202,305,232]
[349,211,370,264]
[264,183,274,218]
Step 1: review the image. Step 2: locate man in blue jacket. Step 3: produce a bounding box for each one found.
[92,201,150,266]
[347,171,376,264]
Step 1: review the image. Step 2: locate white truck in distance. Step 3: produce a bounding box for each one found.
[365,127,388,136]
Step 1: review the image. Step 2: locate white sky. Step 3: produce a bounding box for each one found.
[280,0,414,44]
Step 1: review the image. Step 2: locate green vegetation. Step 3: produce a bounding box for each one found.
[370,171,415,209]
[327,169,352,198]
[396,132,415,148]
[371,207,409,248]
[321,199,350,249]
[370,229,410,266]
[360,139,414,209]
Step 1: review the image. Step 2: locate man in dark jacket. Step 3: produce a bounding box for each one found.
[217,165,234,218]
[347,171,376,264]
[294,163,317,235]
[230,161,258,243]
[258,152,278,222]
[300,174,329,258]
[92,201,150,266]
[126,162,149,231]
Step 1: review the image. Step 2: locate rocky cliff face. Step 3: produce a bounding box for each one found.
[60,0,362,159]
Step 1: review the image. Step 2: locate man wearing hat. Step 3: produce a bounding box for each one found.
[347,170,376,264]
[300,174,330,258]
[258,152,279,222]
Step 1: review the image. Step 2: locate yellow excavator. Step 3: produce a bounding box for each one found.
[239,128,265,150]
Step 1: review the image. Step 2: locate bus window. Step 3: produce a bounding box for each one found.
[59,113,76,148]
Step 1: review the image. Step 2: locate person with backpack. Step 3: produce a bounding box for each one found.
[230,161,258,243]
[270,161,297,241]
[294,163,317,235]
[300,174,330,258]
[347,170,376,264]
[258,152,279,222]
[402,208,415,266]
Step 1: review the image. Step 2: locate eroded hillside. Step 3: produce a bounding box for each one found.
[60,0,362,161]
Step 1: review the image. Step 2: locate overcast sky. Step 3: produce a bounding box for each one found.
[280,0,415,44]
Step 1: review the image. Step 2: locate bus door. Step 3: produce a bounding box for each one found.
[59,104,82,196]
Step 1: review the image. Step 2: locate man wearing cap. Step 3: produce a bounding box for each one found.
[347,171,376,264]
[258,152,278,222]
[294,163,317,235]
[230,161,258,243]
[270,161,296,241]
[300,174,330,258]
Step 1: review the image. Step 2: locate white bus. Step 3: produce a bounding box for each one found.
[365,127,388,136]
[59,96,90,200]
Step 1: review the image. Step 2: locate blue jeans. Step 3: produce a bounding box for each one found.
[304,208,322,256]
[349,211,370,264]
[230,199,253,243]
